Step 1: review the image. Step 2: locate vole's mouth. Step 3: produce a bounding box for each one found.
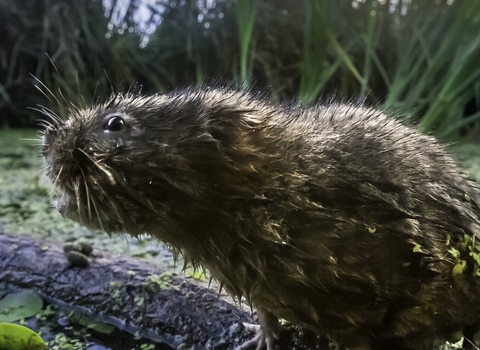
[55,198,68,216]
[54,192,105,231]
[53,193,77,221]
[51,181,130,234]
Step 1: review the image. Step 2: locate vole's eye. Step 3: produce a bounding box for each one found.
[103,115,125,132]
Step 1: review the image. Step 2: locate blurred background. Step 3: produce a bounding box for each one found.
[1,0,480,140]
[1,1,480,349]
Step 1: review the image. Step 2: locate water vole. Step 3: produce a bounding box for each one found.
[41,87,480,350]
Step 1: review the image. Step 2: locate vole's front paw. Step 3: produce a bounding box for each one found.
[238,323,278,350]
[238,310,280,350]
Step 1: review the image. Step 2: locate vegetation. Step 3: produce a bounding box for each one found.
[0,0,479,140]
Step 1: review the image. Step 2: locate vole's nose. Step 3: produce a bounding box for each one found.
[41,125,57,157]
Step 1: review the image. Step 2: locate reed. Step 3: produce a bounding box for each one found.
[0,0,478,140]
[235,0,257,88]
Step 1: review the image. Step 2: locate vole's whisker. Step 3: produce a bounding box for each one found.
[90,192,105,233]
[31,75,63,108]
[53,166,63,188]
[58,87,69,107]
[79,168,92,221]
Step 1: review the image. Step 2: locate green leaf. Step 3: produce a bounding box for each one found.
[452,260,467,277]
[70,313,115,334]
[0,323,46,350]
[0,291,43,323]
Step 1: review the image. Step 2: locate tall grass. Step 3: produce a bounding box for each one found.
[376,0,480,138]
[0,0,479,140]
[417,1,480,137]
[298,0,330,104]
[358,1,380,101]
[236,0,257,88]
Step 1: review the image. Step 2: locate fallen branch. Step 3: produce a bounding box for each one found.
[0,233,322,349]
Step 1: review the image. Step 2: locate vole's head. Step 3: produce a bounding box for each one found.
[41,88,269,236]
[41,92,187,235]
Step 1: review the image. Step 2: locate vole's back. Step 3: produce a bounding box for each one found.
[239,102,480,349]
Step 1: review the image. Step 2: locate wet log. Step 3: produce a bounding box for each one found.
[0,232,322,350]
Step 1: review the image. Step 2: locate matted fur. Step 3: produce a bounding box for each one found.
[42,87,480,350]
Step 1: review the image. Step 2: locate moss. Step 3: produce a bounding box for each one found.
[446,233,480,278]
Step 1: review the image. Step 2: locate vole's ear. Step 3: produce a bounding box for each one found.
[201,110,263,154]
[126,83,143,96]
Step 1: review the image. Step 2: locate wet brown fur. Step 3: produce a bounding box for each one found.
[42,87,480,349]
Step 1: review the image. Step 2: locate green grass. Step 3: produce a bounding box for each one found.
[236,0,257,88]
